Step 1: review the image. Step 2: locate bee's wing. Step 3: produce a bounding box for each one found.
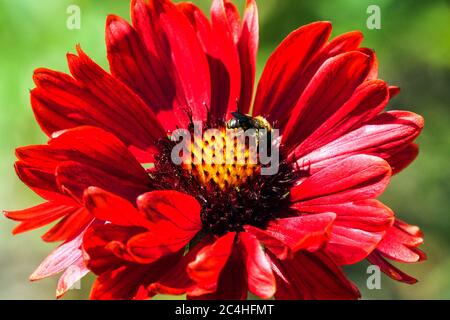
[231,111,251,121]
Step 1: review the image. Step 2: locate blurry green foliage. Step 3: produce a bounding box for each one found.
[0,0,448,299]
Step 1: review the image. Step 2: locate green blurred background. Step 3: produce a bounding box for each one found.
[0,0,449,300]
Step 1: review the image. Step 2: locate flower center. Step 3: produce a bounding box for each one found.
[150,118,301,236]
[182,127,259,190]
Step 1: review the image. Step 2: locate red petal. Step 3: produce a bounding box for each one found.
[106,15,177,132]
[209,0,242,118]
[245,212,336,259]
[41,207,92,243]
[125,231,190,264]
[237,0,258,114]
[386,143,419,175]
[325,226,384,265]
[30,232,84,281]
[32,53,164,161]
[283,51,371,151]
[147,236,214,297]
[130,0,185,131]
[52,127,150,203]
[17,126,150,203]
[367,251,418,284]
[188,232,236,296]
[239,232,275,299]
[297,111,424,175]
[50,127,149,181]
[389,86,401,98]
[188,234,248,300]
[115,191,202,263]
[178,3,227,119]
[14,161,71,203]
[293,79,389,158]
[90,252,181,300]
[56,161,149,204]
[137,190,202,234]
[83,187,151,228]
[269,251,360,300]
[293,200,394,264]
[67,46,165,140]
[5,202,77,235]
[272,30,365,132]
[222,0,241,42]
[179,0,256,119]
[86,223,187,299]
[11,127,149,241]
[131,0,210,130]
[320,31,363,57]
[298,31,364,88]
[396,219,423,237]
[253,22,331,123]
[294,199,394,233]
[90,265,148,300]
[262,29,364,129]
[155,0,211,123]
[376,219,425,263]
[291,155,391,205]
[83,224,144,274]
[359,48,378,80]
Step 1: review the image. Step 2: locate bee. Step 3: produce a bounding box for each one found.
[226,112,272,132]
[226,111,274,157]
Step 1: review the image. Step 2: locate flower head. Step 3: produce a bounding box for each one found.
[5,0,424,299]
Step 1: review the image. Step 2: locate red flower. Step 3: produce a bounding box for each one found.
[4,0,425,299]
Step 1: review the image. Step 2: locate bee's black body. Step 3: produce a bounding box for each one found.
[226,112,271,131]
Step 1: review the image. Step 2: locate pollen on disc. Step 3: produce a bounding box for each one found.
[182,127,260,190]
